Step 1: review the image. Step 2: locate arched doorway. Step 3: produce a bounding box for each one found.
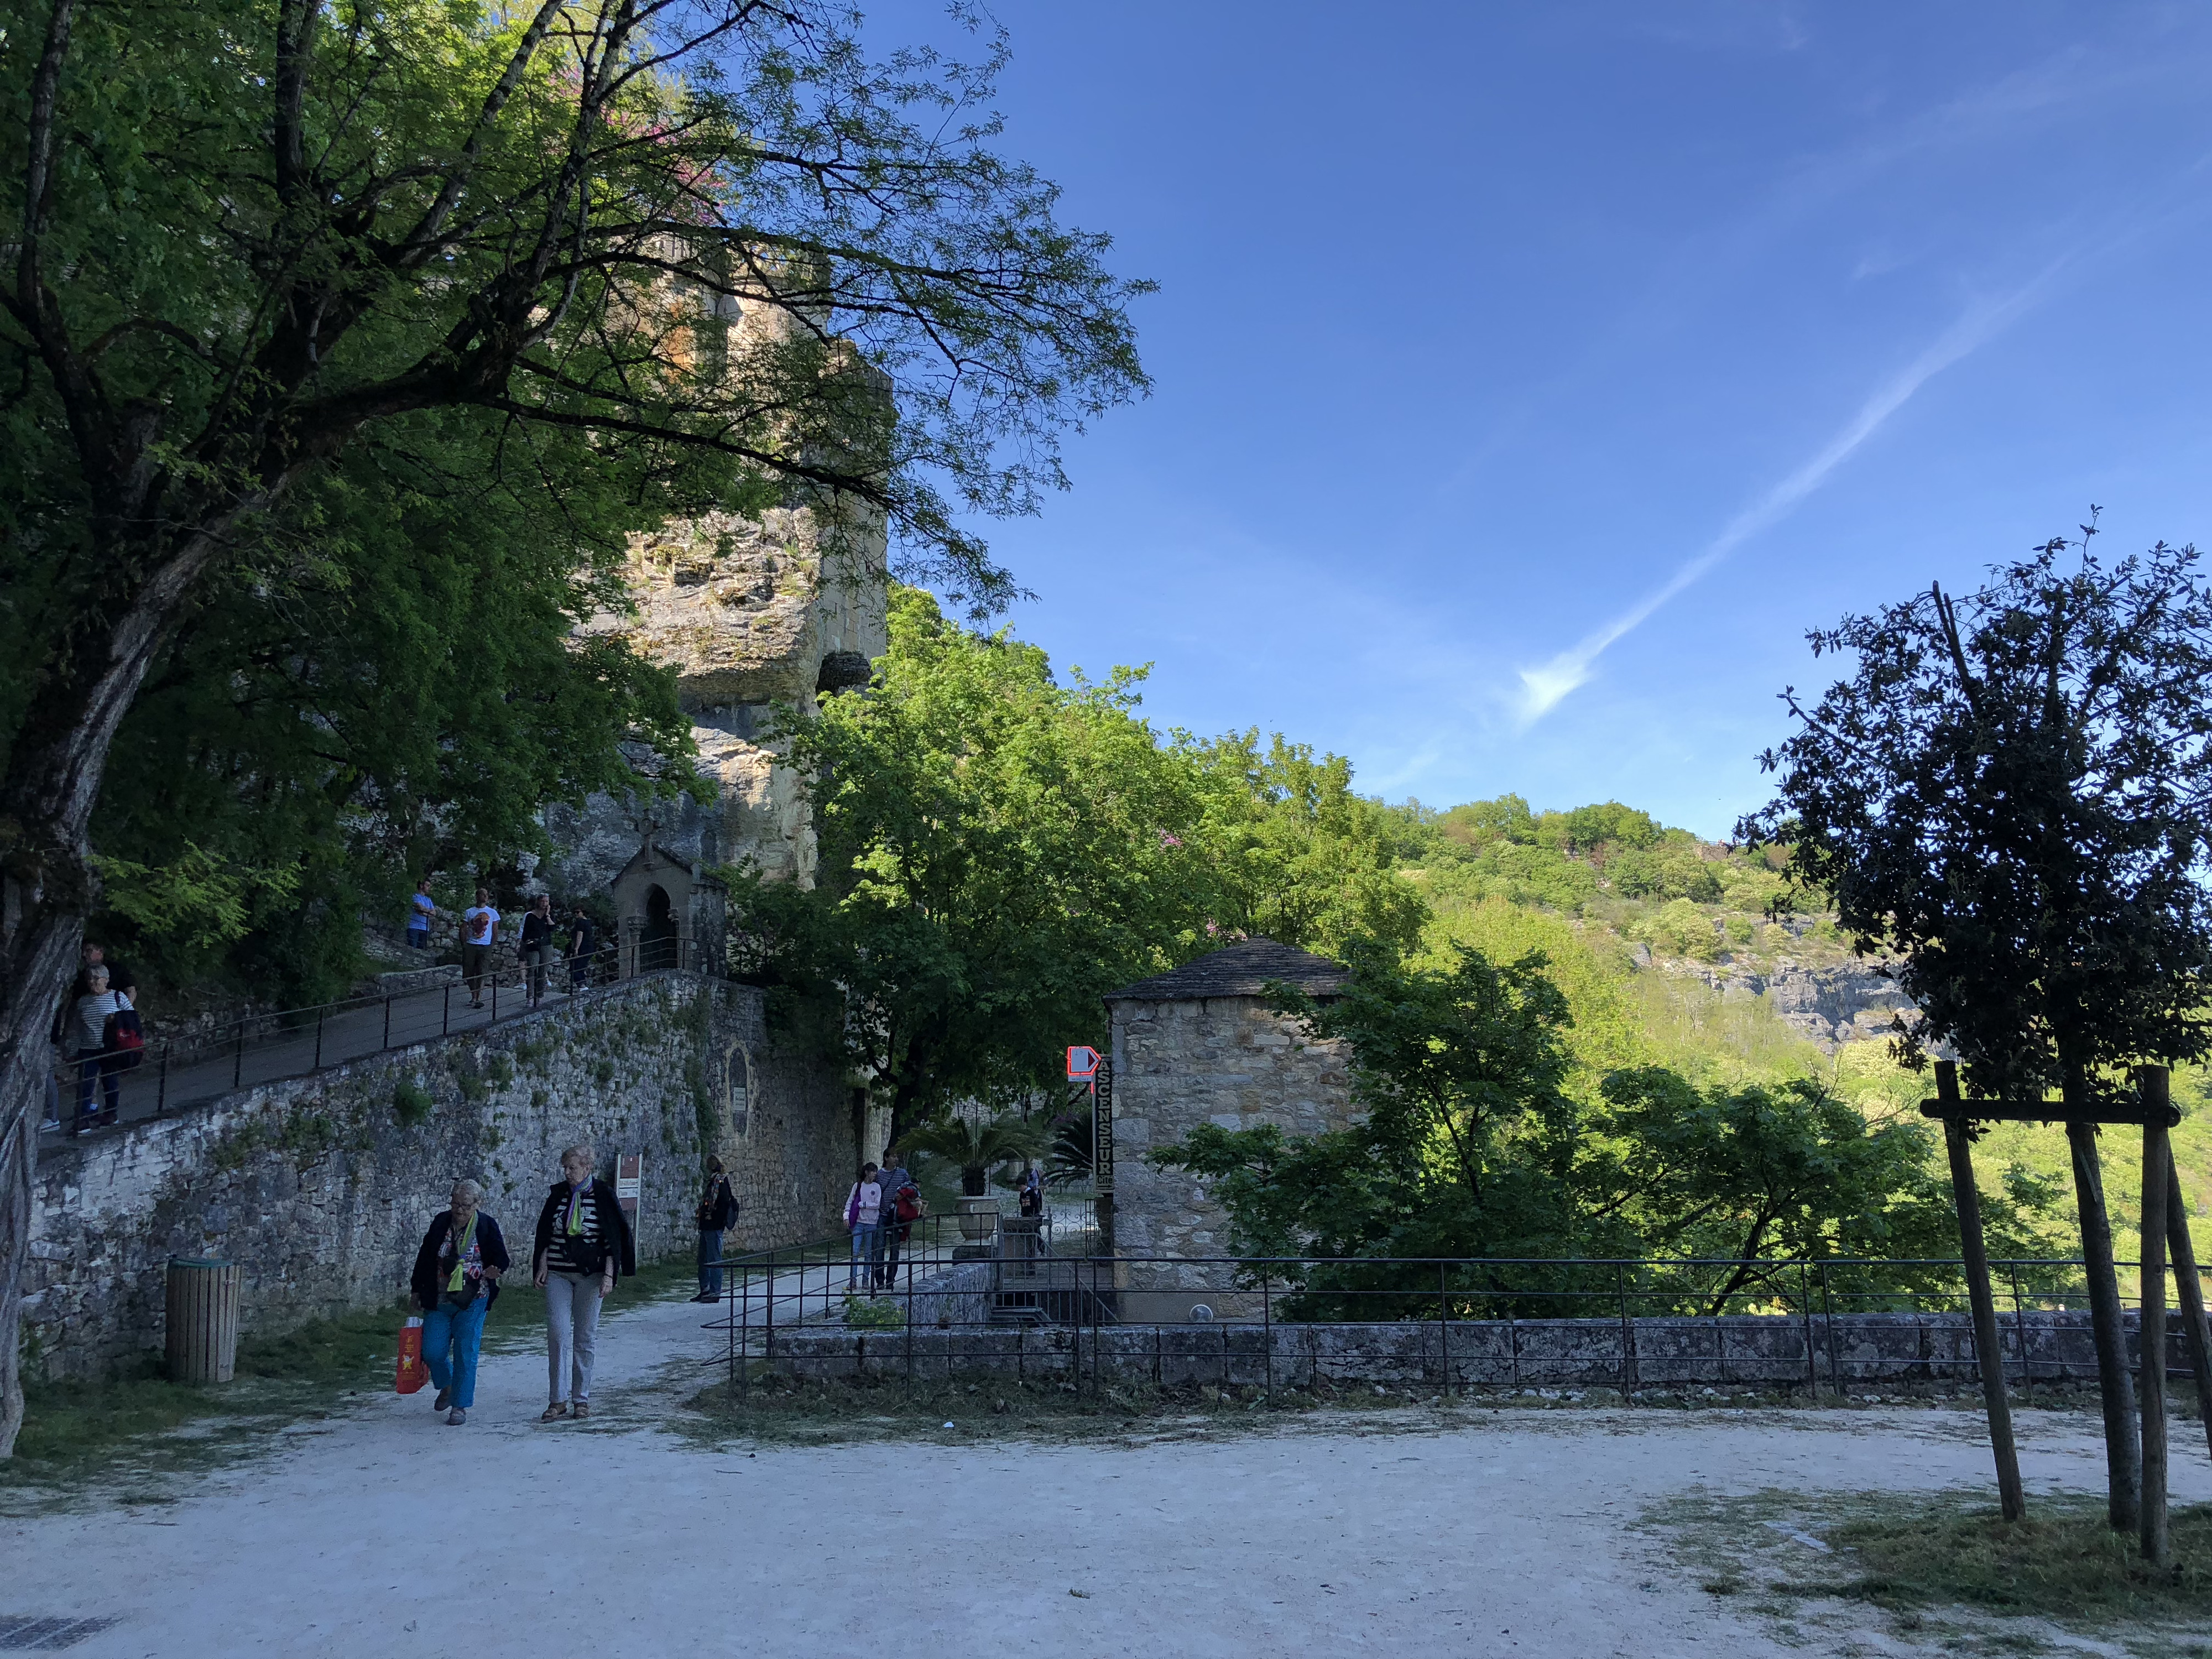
[640,883,679,972]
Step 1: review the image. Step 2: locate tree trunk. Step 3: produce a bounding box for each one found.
[2066,1086,2141,1532]
[0,530,229,1455]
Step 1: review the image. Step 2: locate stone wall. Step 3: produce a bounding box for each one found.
[753,1308,2154,1392]
[25,973,859,1381]
[1108,995,1350,1316]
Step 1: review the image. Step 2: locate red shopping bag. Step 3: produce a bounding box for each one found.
[395,1315,427,1394]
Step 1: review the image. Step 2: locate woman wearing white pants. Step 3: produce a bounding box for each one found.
[531,1144,635,1422]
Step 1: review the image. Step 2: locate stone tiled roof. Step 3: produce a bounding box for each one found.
[1103,937,1348,1003]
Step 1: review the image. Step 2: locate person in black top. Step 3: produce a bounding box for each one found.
[692,1157,739,1302]
[519,893,555,1009]
[566,907,598,993]
[531,1144,635,1421]
[409,1178,509,1426]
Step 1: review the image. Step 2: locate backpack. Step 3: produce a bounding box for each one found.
[893,1182,922,1224]
[102,1005,145,1070]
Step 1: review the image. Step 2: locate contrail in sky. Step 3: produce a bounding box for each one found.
[1514,276,2057,725]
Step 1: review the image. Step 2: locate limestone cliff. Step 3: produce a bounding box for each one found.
[544,499,886,896]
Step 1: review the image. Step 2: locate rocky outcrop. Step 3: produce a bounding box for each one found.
[1659,954,1911,1050]
[545,500,887,895]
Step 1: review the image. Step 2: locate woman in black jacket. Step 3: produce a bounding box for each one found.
[410,1178,509,1426]
[531,1144,637,1421]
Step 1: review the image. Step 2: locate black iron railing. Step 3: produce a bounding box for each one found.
[42,937,711,1140]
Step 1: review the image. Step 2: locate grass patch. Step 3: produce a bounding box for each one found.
[1650,1488,2212,1651]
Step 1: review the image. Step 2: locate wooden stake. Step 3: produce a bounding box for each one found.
[2164,1153,2212,1463]
[2068,1094,2142,1532]
[2140,1068,2172,1566]
[1936,1062,2025,1520]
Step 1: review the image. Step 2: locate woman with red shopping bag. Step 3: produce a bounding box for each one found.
[409,1178,509,1425]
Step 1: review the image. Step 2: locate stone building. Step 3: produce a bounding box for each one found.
[1104,938,1352,1322]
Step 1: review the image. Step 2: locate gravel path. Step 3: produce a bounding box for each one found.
[2,1287,2195,1658]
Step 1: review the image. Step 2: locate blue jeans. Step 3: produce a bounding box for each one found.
[849,1224,881,1287]
[406,927,429,951]
[422,1296,488,1410]
[697,1228,724,1298]
[74,1049,117,1122]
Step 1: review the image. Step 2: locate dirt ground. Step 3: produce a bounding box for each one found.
[3,1288,2203,1658]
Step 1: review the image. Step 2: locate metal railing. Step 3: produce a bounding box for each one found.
[41,937,710,1140]
[705,1246,2195,1403]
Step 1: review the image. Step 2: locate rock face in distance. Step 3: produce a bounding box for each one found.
[544,500,887,896]
[1658,954,1912,1051]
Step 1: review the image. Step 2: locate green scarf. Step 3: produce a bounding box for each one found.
[446,1211,478,1295]
[566,1183,587,1235]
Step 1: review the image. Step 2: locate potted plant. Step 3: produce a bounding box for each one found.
[902,1112,1045,1240]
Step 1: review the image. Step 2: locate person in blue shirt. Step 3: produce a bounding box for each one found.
[407,878,437,950]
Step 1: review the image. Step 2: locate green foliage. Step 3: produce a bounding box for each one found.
[900,1112,1046,1198]
[391,1081,436,1129]
[1153,943,1580,1269]
[1587,1067,2057,1308]
[1044,1104,1095,1189]
[841,1293,906,1330]
[1183,732,1430,958]
[1151,942,2066,1316]
[1741,526,2212,1094]
[734,588,1227,1131]
[87,844,302,952]
[1631,899,1723,961]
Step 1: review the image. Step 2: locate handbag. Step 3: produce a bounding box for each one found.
[395,1315,427,1394]
[102,1005,145,1070]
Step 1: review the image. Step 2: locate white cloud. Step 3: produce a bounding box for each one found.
[1514,273,2060,725]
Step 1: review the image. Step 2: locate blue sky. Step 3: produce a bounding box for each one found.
[877,2,2212,838]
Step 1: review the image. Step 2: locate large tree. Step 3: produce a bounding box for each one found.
[729,587,1211,1142]
[0,0,1145,1452]
[1736,524,2212,1100]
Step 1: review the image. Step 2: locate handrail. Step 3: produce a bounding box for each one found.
[42,936,713,1138]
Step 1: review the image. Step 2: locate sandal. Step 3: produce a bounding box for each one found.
[571,1401,589,1420]
[539,1402,569,1423]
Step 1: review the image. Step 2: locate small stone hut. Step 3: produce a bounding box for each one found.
[1104,937,1352,1322]
[609,841,726,976]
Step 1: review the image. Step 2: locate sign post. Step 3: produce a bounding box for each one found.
[1066,1045,1113,1258]
[615,1152,643,1223]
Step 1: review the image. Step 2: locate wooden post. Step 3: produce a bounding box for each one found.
[2140,1067,2172,1566]
[1937,1061,2026,1520]
[2164,1154,2212,1463]
[2067,1087,2142,1532]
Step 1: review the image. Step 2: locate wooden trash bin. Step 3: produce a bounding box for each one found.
[165,1257,241,1384]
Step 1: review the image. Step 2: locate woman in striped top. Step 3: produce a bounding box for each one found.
[531,1144,635,1422]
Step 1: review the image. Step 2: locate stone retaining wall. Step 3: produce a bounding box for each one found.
[27,973,858,1381]
[749,1308,2177,1391]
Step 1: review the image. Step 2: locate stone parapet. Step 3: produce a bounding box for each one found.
[747,1309,2153,1392]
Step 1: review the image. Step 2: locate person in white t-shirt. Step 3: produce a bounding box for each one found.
[461,888,500,1008]
[844,1163,883,1290]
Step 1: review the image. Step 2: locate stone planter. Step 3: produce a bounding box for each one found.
[956,1195,1000,1242]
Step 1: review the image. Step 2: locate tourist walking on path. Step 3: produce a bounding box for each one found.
[565,906,598,994]
[407,879,437,951]
[1019,1165,1043,1219]
[844,1163,883,1291]
[410,1178,508,1426]
[533,1145,634,1421]
[461,888,500,1008]
[692,1157,738,1302]
[519,894,554,1009]
[67,964,133,1131]
[877,1149,920,1288]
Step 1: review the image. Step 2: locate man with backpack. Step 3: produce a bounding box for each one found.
[692,1157,739,1302]
[876,1147,922,1288]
